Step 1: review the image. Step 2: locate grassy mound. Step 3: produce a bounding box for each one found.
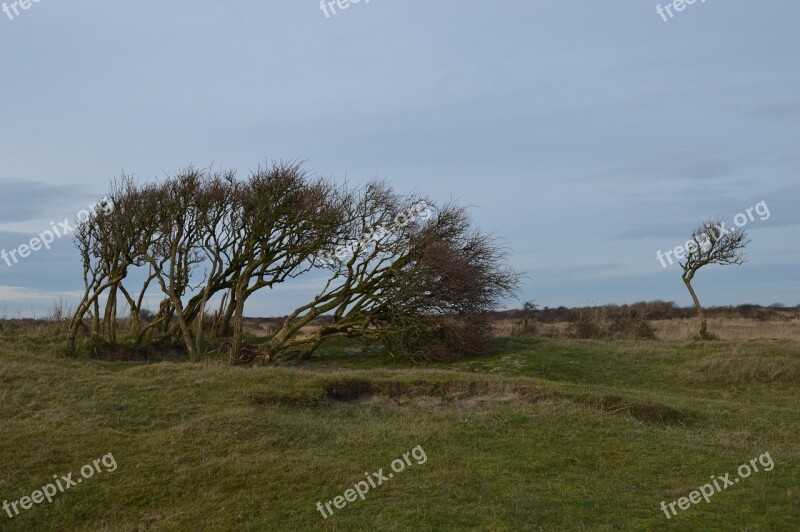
[0,331,798,529]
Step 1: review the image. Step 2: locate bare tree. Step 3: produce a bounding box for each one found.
[680,217,749,338]
[262,181,411,360]
[68,162,519,364]
[138,169,212,360]
[67,178,143,353]
[264,189,520,362]
[218,163,341,362]
[369,203,519,360]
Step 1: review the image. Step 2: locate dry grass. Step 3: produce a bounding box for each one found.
[493,317,800,342]
[652,318,800,342]
[493,319,570,337]
[679,350,799,385]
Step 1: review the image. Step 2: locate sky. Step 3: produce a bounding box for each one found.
[0,0,798,317]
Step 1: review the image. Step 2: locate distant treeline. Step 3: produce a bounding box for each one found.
[227,301,799,330]
[3,301,795,330]
[495,301,800,323]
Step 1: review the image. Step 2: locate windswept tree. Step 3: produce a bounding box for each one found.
[68,178,143,353]
[264,188,519,362]
[220,163,341,361]
[371,206,519,361]
[680,217,749,338]
[67,162,519,364]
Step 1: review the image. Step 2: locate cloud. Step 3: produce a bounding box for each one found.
[751,100,800,119]
[614,180,800,239]
[0,286,84,302]
[599,151,741,182]
[0,230,81,292]
[0,178,92,223]
[0,286,85,319]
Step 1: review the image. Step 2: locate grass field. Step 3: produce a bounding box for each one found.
[1,325,798,530]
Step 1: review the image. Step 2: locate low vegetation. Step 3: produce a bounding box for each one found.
[1,320,798,529]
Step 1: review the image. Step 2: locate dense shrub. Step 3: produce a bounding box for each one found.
[568,306,656,340]
[381,315,493,362]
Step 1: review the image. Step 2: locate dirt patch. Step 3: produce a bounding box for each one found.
[324,380,552,406]
[316,380,696,424]
[325,380,375,402]
[569,394,694,425]
[249,380,696,425]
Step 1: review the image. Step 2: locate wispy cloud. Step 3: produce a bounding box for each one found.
[0,178,92,224]
[751,100,800,119]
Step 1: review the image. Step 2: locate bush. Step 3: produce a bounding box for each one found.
[511,300,538,337]
[381,314,493,362]
[569,305,655,340]
[570,307,605,339]
[510,320,538,337]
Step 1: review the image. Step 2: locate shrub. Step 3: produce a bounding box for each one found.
[381,314,493,362]
[569,305,655,340]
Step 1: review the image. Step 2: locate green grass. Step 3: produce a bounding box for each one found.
[1,328,798,530]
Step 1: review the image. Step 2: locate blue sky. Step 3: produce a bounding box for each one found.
[1,0,798,317]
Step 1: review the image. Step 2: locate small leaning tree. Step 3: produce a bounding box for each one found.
[680,217,750,339]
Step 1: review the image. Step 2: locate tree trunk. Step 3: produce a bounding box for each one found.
[92,299,101,338]
[218,291,237,337]
[229,289,246,363]
[176,314,199,361]
[104,285,118,343]
[212,291,229,337]
[683,276,708,338]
